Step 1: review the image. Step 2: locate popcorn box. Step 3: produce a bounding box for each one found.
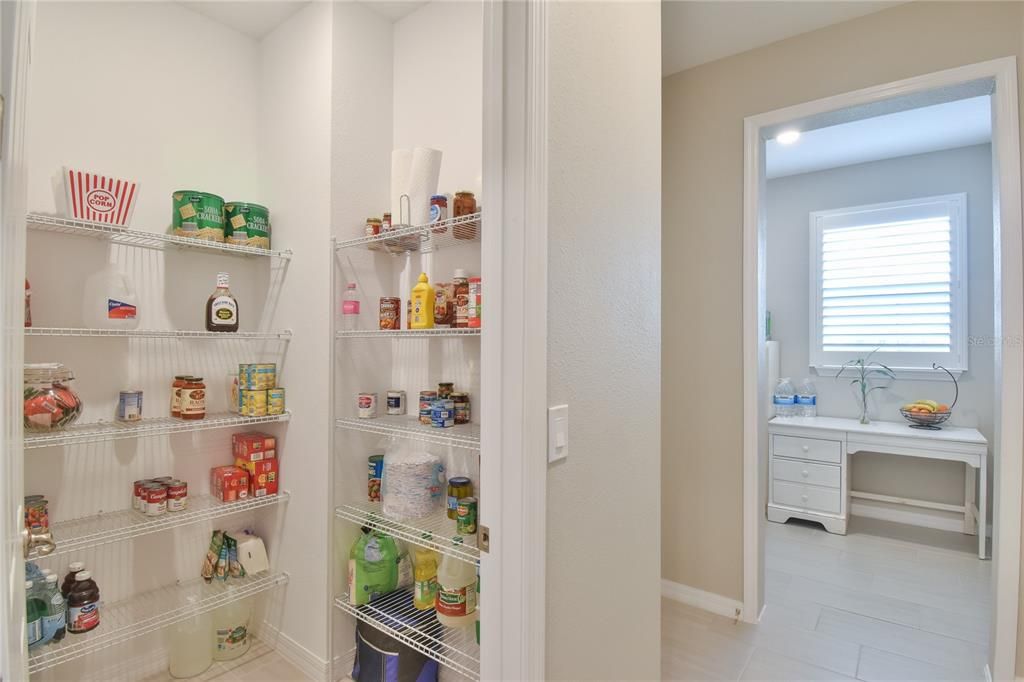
[63,167,139,226]
[232,432,276,462]
[234,458,279,498]
[210,466,249,502]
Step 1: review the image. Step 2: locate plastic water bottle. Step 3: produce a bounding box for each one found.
[41,573,65,643]
[773,378,797,417]
[342,282,361,331]
[796,378,817,418]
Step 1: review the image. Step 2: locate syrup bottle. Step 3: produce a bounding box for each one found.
[206,272,239,332]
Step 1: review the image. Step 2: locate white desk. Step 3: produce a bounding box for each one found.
[767,416,988,559]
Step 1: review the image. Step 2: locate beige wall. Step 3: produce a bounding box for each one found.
[662,0,1024,672]
[548,1,662,679]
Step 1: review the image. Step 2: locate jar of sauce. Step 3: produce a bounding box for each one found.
[179,377,206,420]
[453,192,478,240]
[430,195,449,233]
[170,375,189,418]
[365,218,382,237]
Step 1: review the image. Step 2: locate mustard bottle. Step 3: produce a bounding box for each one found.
[410,272,436,329]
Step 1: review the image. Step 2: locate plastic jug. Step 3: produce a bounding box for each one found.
[82,266,139,329]
[435,540,477,628]
[212,591,253,661]
[168,595,213,677]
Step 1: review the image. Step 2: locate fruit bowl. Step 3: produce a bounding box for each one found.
[899,407,952,429]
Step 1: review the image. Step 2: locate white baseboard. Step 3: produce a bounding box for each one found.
[851,499,991,537]
[662,579,744,620]
[256,620,330,682]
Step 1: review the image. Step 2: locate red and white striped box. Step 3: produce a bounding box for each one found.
[63,167,139,226]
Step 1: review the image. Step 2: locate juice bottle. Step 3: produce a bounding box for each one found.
[412,547,439,610]
[25,580,46,648]
[410,273,435,329]
[61,561,84,598]
[435,539,477,628]
[67,570,100,634]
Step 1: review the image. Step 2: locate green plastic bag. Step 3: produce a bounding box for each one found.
[348,529,399,606]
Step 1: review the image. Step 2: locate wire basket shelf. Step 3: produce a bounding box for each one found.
[24,411,291,449]
[334,212,481,255]
[26,327,292,340]
[27,214,293,259]
[336,328,481,339]
[29,493,290,560]
[335,503,479,563]
[334,589,479,680]
[28,571,289,674]
[335,415,479,450]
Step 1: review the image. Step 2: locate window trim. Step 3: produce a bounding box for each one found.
[808,193,968,377]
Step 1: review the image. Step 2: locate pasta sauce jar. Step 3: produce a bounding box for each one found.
[179,377,206,420]
[170,375,189,418]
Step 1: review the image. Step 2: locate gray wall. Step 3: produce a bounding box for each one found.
[547,1,662,679]
[767,144,994,515]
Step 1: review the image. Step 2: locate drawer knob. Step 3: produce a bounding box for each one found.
[801,494,809,502]
[801,470,809,478]
[802,445,809,452]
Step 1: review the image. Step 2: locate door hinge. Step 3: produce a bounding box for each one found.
[478,524,490,553]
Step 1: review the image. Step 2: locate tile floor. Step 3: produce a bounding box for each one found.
[663,517,991,681]
[144,638,312,681]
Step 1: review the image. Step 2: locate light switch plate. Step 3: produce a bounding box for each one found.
[548,405,569,463]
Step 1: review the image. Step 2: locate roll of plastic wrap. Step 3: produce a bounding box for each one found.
[766,340,780,417]
[390,149,412,224]
[408,147,442,227]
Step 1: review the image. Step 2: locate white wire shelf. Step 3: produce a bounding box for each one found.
[30,493,290,560]
[334,589,479,680]
[24,411,291,450]
[28,571,289,674]
[335,212,481,255]
[336,328,481,339]
[26,327,292,340]
[336,415,480,450]
[335,503,479,563]
[27,213,293,260]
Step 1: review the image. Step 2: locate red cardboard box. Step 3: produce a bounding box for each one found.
[211,466,249,502]
[232,432,276,462]
[235,458,279,498]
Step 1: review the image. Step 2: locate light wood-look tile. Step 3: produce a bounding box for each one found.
[663,518,991,681]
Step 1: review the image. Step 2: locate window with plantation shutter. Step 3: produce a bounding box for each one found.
[809,194,967,373]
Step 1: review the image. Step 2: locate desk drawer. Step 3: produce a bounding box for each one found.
[773,457,841,488]
[773,480,842,514]
[773,434,842,464]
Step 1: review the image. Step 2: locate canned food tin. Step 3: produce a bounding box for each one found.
[418,391,437,425]
[144,485,167,517]
[241,389,268,417]
[172,190,225,242]
[24,498,49,532]
[386,390,406,416]
[117,390,143,422]
[456,497,478,535]
[225,202,270,249]
[368,454,384,502]
[167,481,188,512]
[267,387,285,415]
[379,297,401,330]
[239,363,276,390]
[133,480,149,511]
[431,399,455,429]
[358,392,377,419]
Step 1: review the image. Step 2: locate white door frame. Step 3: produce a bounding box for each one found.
[481,0,548,679]
[742,57,1023,680]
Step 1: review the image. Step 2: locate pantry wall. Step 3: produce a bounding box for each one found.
[23,1,331,678]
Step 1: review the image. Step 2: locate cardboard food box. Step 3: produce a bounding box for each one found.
[232,432,276,461]
[234,458,279,498]
[211,466,249,502]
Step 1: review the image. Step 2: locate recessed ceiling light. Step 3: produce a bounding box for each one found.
[776,130,801,145]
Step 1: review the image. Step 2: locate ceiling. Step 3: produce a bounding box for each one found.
[765,96,992,179]
[177,1,310,39]
[662,1,902,76]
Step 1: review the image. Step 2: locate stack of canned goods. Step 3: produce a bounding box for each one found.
[237,363,285,417]
[133,477,188,517]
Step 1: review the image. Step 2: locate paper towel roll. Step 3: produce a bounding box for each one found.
[391,149,413,224]
[766,340,780,418]
[408,147,442,227]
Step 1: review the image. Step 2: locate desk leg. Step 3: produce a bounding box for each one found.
[964,464,977,535]
[979,456,988,560]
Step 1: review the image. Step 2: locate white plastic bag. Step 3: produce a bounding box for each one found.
[381,438,445,520]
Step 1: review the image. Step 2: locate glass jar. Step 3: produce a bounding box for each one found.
[453,192,478,240]
[179,377,207,420]
[24,363,83,432]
